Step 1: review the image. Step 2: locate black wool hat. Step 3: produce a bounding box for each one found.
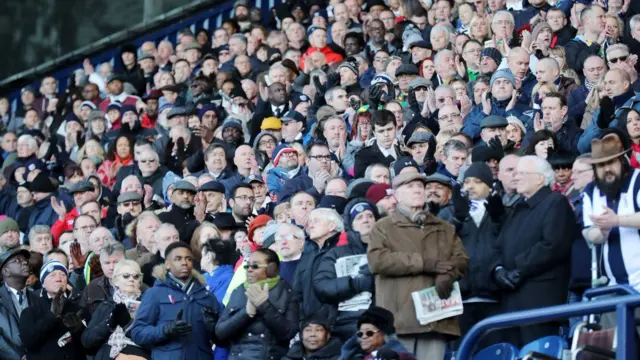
[463,162,493,188]
[30,172,57,193]
[358,306,396,335]
[318,195,347,214]
[471,144,503,163]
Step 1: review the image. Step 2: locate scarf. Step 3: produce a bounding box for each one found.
[167,272,195,294]
[108,289,141,358]
[243,275,281,290]
[585,80,596,92]
[631,142,640,169]
[469,200,486,227]
[396,204,429,225]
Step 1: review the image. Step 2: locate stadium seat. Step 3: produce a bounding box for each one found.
[472,343,519,360]
[519,335,568,360]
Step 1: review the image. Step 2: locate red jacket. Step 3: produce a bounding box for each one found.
[300,46,344,71]
[51,207,108,246]
[98,96,139,130]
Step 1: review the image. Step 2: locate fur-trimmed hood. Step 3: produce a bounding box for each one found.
[151,264,206,286]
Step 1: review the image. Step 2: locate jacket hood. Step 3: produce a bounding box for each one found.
[286,337,342,359]
[152,264,206,286]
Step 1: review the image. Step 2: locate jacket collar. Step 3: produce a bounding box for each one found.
[521,185,552,208]
[152,264,207,288]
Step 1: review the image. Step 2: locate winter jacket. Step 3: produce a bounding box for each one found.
[158,205,200,243]
[567,85,589,122]
[283,337,342,360]
[25,194,60,230]
[81,298,149,360]
[80,275,149,315]
[557,76,579,99]
[367,211,468,336]
[338,335,416,360]
[277,171,322,204]
[130,266,222,360]
[0,285,39,360]
[112,165,168,201]
[565,37,603,74]
[205,264,235,305]
[266,166,299,201]
[353,142,408,179]
[300,46,344,71]
[568,190,598,294]
[554,25,577,47]
[215,279,299,360]
[510,5,548,30]
[294,233,343,320]
[18,289,86,360]
[457,213,502,301]
[313,231,373,342]
[461,99,531,141]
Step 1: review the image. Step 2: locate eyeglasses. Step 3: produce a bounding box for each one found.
[235,195,256,202]
[121,273,141,280]
[356,330,380,338]
[609,56,628,64]
[259,139,276,147]
[277,233,302,242]
[572,168,593,175]
[244,263,268,270]
[494,20,512,26]
[139,159,156,164]
[438,114,461,122]
[309,155,331,162]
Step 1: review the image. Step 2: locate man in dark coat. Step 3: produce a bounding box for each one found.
[0,249,38,360]
[491,155,576,347]
[354,109,407,178]
[130,242,221,360]
[112,149,168,200]
[158,180,200,242]
[25,172,69,231]
[565,5,606,75]
[19,260,86,360]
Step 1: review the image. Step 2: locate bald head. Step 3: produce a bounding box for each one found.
[508,47,530,79]
[535,57,560,84]
[604,68,631,97]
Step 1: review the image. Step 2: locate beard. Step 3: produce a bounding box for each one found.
[235,14,249,22]
[595,163,630,201]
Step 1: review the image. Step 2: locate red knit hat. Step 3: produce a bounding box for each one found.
[365,183,393,204]
[248,214,273,245]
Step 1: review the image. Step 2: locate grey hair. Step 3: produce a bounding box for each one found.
[269,63,287,76]
[123,174,142,186]
[17,134,37,150]
[430,23,455,42]
[434,49,454,66]
[310,208,345,233]
[154,223,178,243]
[492,10,515,27]
[365,163,389,180]
[325,87,345,103]
[230,33,247,44]
[28,225,51,244]
[521,155,556,186]
[170,124,191,140]
[606,43,629,56]
[443,139,468,158]
[631,14,640,31]
[275,223,305,242]
[98,241,125,258]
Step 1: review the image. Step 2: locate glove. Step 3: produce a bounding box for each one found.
[163,309,193,339]
[202,307,218,333]
[503,140,516,153]
[369,85,384,109]
[50,288,66,317]
[176,137,186,162]
[485,193,505,223]
[493,267,521,290]
[109,303,132,329]
[597,96,615,129]
[76,131,85,149]
[62,311,85,334]
[423,260,455,275]
[423,136,438,175]
[435,274,455,299]
[408,89,420,112]
[487,136,505,160]
[451,185,470,221]
[88,255,104,279]
[350,272,374,293]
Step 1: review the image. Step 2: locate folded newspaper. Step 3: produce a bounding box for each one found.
[411,282,463,325]
[335,254,372,312]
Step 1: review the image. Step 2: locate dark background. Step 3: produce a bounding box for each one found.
[0,0,195,81]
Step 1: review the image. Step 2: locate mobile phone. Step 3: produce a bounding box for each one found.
[544,122,552,130]
[264,74,272,87]
[486,92,492,100]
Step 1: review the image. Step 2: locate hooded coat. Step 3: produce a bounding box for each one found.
[283,337,342,360]
[130,265,222,360]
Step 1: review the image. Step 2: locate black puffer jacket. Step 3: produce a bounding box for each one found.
[81,298,149,360]
[215,280,299,360]
[282,337,342,360]
[312,198,378,342]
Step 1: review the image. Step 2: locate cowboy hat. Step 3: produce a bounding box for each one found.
[587,133,630,164]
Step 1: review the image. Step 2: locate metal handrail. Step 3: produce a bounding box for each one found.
[456,294,640,360]
[583,284,638,299]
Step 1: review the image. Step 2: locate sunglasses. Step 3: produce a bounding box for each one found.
[243,264,268,270]
[121,273,141,280]
[357,330,379,338]
[609,56,628,64]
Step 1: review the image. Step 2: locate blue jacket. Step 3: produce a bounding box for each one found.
[266,166,301,201]
[577,91,640,153]
[276,170,321,203]
[130,265,222,360]
[461,99,531,141]
[205,265,234,305]
[567,85,589,121]
[26,193,70,230]
[220,172,248,198]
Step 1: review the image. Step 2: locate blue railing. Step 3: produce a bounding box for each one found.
[456,286,640,360]
[3,0,283,111]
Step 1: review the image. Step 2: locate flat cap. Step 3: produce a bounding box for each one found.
[167,106,188,119]
[107,74,125,84]
[392,172,427,190]
[424,173,453,187]
[395,64,419,77]
[69,180,95,194]
[173,180,197,193]
[409,40,431,49]
[139,53,155,61]
[406,131,433,147]
[480,115,509,129]
[117,191,142,204]
[244,174,265,184]
[0,248,30,271]
[199,181,226,193]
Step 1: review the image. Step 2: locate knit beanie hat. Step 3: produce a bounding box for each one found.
[463,162,493,188]
[30,172,57,193]
[39,260,68,283]
[480,47,502,66]
[490,69,516,89]
[338,61,359,78]
[366,183,393,204]
[531,22,552,47]
[358,306,396,335]
[0,217,19,238]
